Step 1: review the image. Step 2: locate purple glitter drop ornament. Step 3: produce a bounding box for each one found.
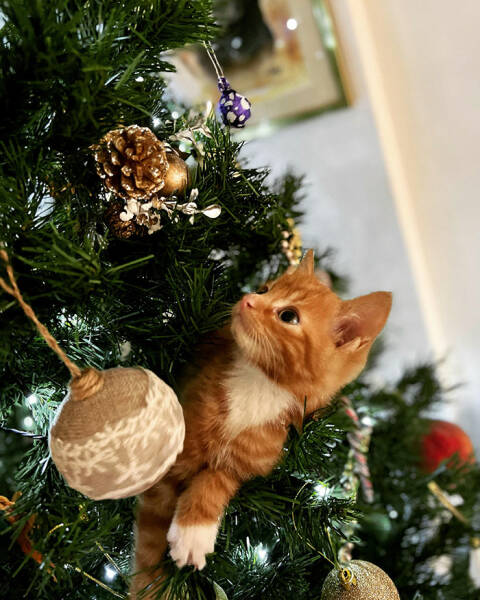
[217,77,252,129]
[204,42,252,128]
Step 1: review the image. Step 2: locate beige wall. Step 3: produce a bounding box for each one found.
[346,0,480,440]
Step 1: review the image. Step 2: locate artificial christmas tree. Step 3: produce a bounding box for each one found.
[1,1,480,599]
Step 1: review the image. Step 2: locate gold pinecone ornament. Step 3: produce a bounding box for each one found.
[93,125,192,238]
[93,125,170,201]
[321,561,400,600]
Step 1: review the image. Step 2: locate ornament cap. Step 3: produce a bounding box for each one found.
[217,76,231,92]
[338,566,357,590]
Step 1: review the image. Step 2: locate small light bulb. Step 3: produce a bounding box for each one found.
[152,117,161,127]
[26,394,38,405]
[231,36,243,49]
[286,18,298,31]
[171,111,180,120]
[23,416,34,429]
[314,483,329,498]
[103,565,116,582]
[254,544,268,562]
[135,76,144,82]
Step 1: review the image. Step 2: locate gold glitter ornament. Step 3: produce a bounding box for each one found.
[321,560,400,600]
[161,146,189,197]
[281,217,302,265]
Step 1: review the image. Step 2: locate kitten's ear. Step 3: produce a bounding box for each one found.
[333,292,392,351]
[297,249,314,275]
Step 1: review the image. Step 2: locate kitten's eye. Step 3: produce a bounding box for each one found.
[256,285,269,294]
[278,309,300,325]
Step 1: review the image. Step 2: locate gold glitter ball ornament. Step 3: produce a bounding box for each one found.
[161,146,189,197]
[321,561,400,600]
[93,125,169,201]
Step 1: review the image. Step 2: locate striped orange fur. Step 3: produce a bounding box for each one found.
[131,251,391,598]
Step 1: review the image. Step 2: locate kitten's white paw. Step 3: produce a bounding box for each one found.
[167,519,219,570]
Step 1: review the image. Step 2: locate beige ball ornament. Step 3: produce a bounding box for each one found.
[0,250,185,501]
[49,366,185,500]
[321,561,400,600]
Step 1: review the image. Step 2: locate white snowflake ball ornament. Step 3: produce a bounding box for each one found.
[49,367,185,500]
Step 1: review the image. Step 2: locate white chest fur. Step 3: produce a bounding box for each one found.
[223,356,294,438]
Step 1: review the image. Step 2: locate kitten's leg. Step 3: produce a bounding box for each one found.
[131,477,179,599]
[167,468,240,570]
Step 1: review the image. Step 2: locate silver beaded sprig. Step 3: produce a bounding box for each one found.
[119,188,221,235]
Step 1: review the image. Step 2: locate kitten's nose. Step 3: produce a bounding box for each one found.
[242,295,256,310]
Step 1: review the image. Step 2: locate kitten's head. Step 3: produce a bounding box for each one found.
[231,250,392,402]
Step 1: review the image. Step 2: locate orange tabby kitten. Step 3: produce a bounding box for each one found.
[131,250,391,598]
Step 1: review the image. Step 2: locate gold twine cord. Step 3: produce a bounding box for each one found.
[427,481,470,526]
[427,481,480,556]
[0,249,104,400]
[1,497,125,596]
[72,566,126,599]
[44,519,127,597]
[96,541,129,587]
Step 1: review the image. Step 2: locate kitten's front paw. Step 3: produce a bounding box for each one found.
[167,518,219,570]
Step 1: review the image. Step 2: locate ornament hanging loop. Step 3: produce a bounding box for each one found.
[338,566,357,590]
[203,41,225,80]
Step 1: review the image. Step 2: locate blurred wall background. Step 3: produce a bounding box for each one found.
[346,0,480,445]
[245,0,480,444]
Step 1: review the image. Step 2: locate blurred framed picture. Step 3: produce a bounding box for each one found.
[168,0,349,137]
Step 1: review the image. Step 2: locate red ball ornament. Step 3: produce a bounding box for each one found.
[420,419,475,473]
